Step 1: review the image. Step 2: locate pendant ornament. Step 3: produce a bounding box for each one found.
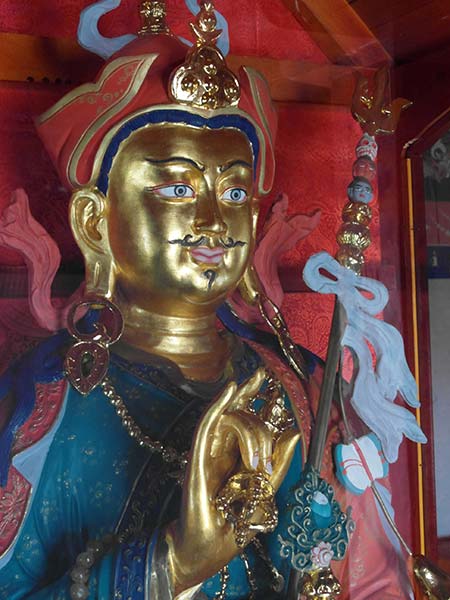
[65,297,123,395]
[278,464,353,574]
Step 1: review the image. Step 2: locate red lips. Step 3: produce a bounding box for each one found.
[189,246,225,265]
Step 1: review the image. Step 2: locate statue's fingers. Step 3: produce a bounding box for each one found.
[270,428,301,491]
[214,412,263,471]
[228,409,272,474]
[228,368,266,412]
[196,381,237,436]
[188,381,237,478]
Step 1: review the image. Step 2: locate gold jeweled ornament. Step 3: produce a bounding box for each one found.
[169,1,240,109]
[215,469,278,548]
[300,568,342,600]
[64,297,124,395]
[335,200,372,274]
[256,374,296,439]
[215,373,296,548]
[139,0,169,35]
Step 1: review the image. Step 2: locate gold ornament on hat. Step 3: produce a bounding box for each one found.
[169,0,240,109]
[139,0,169,35]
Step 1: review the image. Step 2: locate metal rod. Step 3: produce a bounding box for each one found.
[308,299,345,471]
[287,299,345,599]
[370,483,412,556]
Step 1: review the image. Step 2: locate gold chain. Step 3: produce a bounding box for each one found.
[240,551,257,599]
[100,377,187,468]
[215,565,230,600]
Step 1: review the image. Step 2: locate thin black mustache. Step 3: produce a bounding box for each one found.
[168,235,247,248]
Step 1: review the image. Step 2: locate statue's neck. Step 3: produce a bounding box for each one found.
[115,304,231,382]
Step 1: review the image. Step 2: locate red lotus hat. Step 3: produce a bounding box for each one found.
[35,2,277,197]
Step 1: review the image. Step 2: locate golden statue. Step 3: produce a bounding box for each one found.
[0,2,424,599]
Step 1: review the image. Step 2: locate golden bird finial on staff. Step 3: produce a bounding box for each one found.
[352,66,412,136]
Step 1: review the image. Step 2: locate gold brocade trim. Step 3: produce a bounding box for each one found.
[68,55,159,187]
[37,54,153,125]
[0,477,32,561]
[243,66,275,196]
[0,381,69,561]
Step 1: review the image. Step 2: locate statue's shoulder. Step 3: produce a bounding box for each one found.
[219,302,322,377]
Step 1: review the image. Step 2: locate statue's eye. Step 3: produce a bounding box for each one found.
[222,188,248,204]
[151,184,195,199]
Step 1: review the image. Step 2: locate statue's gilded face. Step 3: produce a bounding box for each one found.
[106,122,255,316]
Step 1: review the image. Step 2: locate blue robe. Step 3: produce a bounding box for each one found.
[0,329,311,599]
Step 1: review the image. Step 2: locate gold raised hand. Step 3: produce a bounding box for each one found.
[166,368,300,595]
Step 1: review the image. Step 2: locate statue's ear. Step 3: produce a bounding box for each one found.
[251,198,260,241]
[69,187,115,298]
[238,198,262,305]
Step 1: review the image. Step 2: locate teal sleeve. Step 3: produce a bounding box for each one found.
[6,538,158,600]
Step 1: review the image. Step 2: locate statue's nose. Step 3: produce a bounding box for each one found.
[192,187,227,236]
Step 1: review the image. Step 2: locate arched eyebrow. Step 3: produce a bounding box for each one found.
[219,160,253,173]
[145,157,205,172]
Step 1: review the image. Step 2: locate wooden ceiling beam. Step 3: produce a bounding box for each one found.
[0,32,373,106]
[0,32,102,85]
[283,0,392,67]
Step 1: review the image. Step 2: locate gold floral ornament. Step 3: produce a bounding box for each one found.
[169,0,240,109]
[246,374,296,440]
[351,66,411,136]
[139,0,169,35]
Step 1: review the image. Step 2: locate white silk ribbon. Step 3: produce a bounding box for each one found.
[77,0,230,60]
[303,251,427,463]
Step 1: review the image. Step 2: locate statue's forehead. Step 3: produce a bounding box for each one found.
[97,110,261,193]
[116,122,254,161]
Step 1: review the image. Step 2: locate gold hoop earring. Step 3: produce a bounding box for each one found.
[64,296,123,395]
